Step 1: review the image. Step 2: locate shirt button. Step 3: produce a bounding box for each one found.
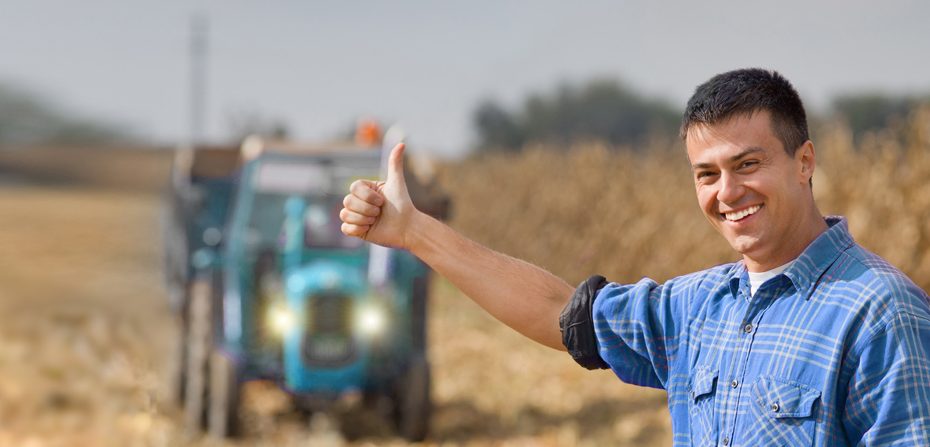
[722,436,730,446]
[771,402,780,412]
[743,323,754,333]
[730,379,739,388]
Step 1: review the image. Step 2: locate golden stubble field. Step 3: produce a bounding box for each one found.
[0,153,668,446]
[0,109,928,446]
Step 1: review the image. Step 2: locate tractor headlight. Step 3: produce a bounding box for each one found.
[267,304,296,337]
[355,303,387,337]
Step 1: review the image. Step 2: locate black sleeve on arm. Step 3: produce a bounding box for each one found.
[559,275,609,370]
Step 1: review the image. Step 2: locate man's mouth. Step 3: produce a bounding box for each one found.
[721,204,762,222]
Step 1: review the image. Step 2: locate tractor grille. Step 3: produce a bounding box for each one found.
[302,293,356,366]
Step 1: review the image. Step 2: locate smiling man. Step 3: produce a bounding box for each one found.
[339,68,930,446]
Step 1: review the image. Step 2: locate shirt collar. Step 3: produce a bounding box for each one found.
[727,216,854,300]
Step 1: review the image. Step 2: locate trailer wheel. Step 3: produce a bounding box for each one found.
[183,278,212,432]
[394,355,431,442]
[170,311,188,406]
[208,350,241,437]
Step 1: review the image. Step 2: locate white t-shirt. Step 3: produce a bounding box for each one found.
[748,260,794,297]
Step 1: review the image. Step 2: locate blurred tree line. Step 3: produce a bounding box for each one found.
[0,82,131,146]
[473,78,930,153]
[829,92,930,142]
[2,78,927,150]
[473,79,680,151]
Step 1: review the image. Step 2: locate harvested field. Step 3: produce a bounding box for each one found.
[0,150,669,446]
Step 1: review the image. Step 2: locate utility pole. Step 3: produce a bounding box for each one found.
[189,13,208,146]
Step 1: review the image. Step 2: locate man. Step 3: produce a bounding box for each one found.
[339,69,930,446]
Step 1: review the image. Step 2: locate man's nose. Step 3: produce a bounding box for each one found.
[716,171,744,204]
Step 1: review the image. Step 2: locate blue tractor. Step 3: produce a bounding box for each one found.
[169,137,447,441]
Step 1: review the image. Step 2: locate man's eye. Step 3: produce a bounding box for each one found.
[696,171,717,180]
[739,160,759,169]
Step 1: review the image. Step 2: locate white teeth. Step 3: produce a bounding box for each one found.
[724,205,761,222]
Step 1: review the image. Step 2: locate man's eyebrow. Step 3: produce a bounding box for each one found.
[691,147,766,170]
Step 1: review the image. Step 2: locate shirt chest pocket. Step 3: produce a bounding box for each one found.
[743,376,821,447]
[689,367,719,446]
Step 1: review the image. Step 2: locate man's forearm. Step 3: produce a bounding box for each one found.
[406,210,573,350]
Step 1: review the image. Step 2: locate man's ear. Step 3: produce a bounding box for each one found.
[796,140,815,183]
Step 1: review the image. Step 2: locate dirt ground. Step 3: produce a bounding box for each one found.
[0,177,671,446]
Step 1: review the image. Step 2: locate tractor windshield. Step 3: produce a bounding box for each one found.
[301,199,360,249]
[248,192,360,250]
[248,159,369,250]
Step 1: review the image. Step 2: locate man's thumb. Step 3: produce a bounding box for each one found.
[387,142,406,185]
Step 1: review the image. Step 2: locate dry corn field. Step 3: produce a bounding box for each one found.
[0,109,928,446]
[442,109,930,291]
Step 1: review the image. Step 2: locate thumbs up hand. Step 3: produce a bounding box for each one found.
[343,142,574,351]
[340,143,417,249]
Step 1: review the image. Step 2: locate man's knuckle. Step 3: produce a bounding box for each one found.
[343,223,363,237]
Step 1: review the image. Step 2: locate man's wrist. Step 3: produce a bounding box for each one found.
[404,209,434,256]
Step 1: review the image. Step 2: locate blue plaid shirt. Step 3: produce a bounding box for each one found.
[593,217,930,446]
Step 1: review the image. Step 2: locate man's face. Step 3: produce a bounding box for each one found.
[686,111,814,271]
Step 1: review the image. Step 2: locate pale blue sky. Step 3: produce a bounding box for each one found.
[2,1,929,157]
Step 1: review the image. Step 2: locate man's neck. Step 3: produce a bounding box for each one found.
[744,211,829,272]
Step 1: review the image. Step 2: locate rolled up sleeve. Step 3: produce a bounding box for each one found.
[592,277,689,390]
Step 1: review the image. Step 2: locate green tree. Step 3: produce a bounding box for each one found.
[0,83,131,146]
[473,100,523,152]
[831,93,929,141]
[473,79,680,152]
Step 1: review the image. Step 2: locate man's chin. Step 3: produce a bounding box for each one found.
[727,235,762,257]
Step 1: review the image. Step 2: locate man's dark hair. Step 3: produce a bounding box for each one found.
[680,68,809,155]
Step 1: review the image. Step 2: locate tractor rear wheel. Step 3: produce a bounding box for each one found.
[393,355,431,442]
[208,350,242,437]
